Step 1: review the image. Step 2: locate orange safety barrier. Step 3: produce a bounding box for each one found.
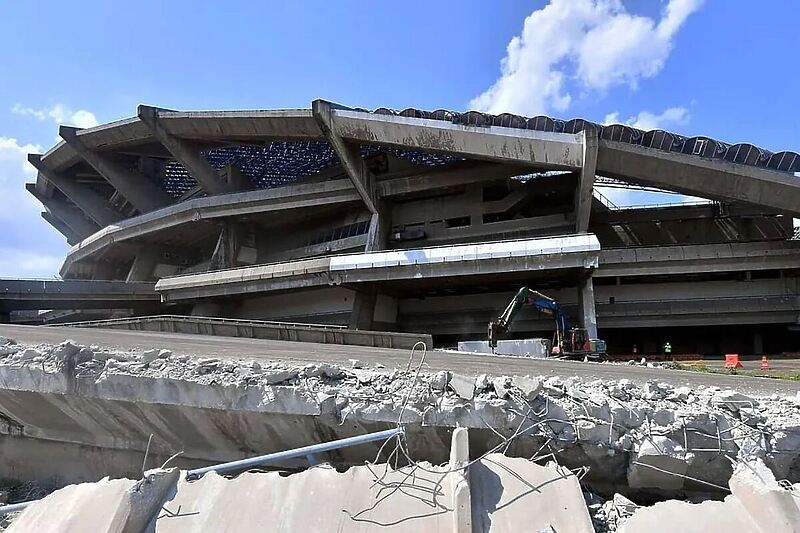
[724,353,743,369]
[760,356,770,371]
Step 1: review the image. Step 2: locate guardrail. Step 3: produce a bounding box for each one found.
[57,315,431,350]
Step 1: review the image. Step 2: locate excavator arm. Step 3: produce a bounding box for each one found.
[488,287,569,348]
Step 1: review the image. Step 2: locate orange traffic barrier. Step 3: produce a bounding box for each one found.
[724,354,743,369]
[760,356,770,371]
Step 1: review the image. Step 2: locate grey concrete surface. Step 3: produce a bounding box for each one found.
[1,324,798,395]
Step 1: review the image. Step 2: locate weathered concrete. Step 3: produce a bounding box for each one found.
[313,100,378,214]
[7,468,179,533]
[329,105,584,170]
[471,456,595,533]
[155,234,601,301]
[27,157,121,228]
[620,459,800,533]
[0,279,158,312]
[59,126,171,213]
[576,130,597,233]
[137,106,231,195]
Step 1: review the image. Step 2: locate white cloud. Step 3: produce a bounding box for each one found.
[470,0,703,115]
[603,106,690,130]
[12,103,99,128]
[0,136,69,278]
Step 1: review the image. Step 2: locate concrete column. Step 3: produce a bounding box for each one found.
[364,205,390,252]
[575,130,598,233]
[26,185,99,239]
[27,157,122,228]
[349,285,377,330]
[449,427,471,533]
[41,212,81,245]
[577,274,598,339]
[753,332,764,356]
[221,164,251,190]
[59,126,171,213]
[209,222,244,271]
[137,105,231,195]
[126,248,159,282]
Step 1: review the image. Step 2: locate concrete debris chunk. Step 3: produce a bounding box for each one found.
[713,390,757,412]
[514,376,542,401]
[429,370,451,391]
[348,359,363,369]
[449,373,475,400]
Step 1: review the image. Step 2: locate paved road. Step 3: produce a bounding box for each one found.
[1,324,798,396]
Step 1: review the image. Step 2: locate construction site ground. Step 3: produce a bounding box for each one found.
[0,324,798,397]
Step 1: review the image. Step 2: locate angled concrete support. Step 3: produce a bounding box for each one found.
[576,131,598,233]
[577,273,598,339]
[312,100,378,214]
[126,248,159,282]
[40,212,81,245]
[137,105,231,195]
[26,183,99,239]
[59,126,171,213]
[364,205,390,252]
[209,221,244,271]
[28,155,121,227]
[349,285,377,330]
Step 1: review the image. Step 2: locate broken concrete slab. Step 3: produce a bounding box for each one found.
[470,455,595,533]
[7,468,178,533]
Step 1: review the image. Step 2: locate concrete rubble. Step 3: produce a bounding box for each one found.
[0,335,798,531]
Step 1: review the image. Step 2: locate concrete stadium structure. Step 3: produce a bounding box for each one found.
[18,100,800,355]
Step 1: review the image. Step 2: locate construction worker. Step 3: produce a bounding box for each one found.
[663,341,672,356]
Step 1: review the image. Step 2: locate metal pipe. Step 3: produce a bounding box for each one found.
[186,427,404,480]
[0,500,36,515]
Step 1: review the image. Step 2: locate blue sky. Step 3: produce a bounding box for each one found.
[0,0,797,277]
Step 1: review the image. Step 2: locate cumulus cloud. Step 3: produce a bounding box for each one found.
[603,106,690,130]
[0,136,69,278]
[11,103,99,128]
[470,0,703,115]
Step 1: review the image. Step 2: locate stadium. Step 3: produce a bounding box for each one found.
[18,99,800,356]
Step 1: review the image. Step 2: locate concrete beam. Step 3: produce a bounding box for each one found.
[59,126,171,213]
[137,105,231,195]
[377,162,527,197]
[209,222,245,271]
[25,184,99,238]
[349,286,377,330]
[597,140,800,216]
[576,131,597,232]
[328,105,584,169]
[28,155,122,227]
[126,248,159,282]
[40,211,81,245]
[312,100,378,214]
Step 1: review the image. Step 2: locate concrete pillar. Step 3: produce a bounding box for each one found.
[753,332,764,356]
[449,427,471,533]
[349,285,377,330]
[27,157,122,228]
[575,130,598,233]
[138,105,231,195]
[221,164,251,190]
[364,205,390,252]
[577,274,598,339]
[26,185,99,239]
[209,222,244,271]
[126,248,159,282]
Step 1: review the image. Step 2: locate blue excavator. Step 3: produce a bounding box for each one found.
[488,287,607,360]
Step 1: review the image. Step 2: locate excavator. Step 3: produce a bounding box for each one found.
[488,287,607,361]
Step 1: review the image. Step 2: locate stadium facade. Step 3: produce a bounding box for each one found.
[22,100,800,355]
